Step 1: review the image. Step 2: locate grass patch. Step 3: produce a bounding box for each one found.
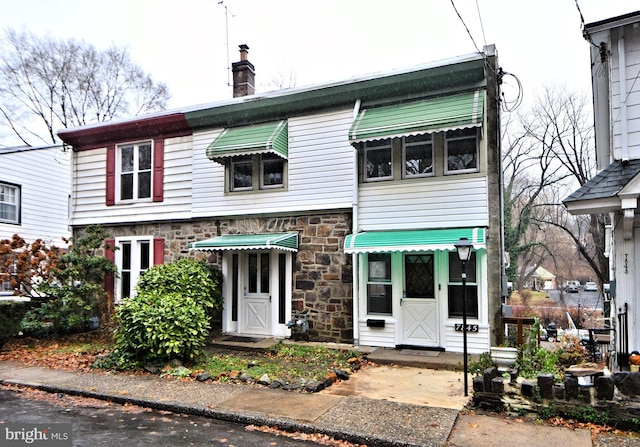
[198,342,359,384]
[0,333,362,386]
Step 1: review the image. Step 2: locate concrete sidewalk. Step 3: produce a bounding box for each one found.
[0,357,601,447]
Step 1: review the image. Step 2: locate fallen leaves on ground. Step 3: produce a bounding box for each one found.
[0,384,153,414]
[246,425,367,447]
[0,334,110,372]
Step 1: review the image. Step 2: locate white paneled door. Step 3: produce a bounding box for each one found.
[240,252,272,335]
[401,253,439,346]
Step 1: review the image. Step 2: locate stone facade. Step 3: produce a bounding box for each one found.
[85,210,354,344]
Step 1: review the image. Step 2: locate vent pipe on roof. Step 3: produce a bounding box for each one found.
[232,44,255,97]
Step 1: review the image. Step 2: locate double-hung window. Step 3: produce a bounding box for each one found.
[364,139,392,181]
[118,141,152,201]
[403,135,433,178]
[115,237,152,302]
[367,253,392,315]
[0,182,20,224]
[447,252,478,318]
[445,128,479,174]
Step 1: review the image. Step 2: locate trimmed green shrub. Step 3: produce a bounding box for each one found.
[113,291,210,364]
[135,258,222,310]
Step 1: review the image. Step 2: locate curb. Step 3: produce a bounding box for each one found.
[0,378,428,447]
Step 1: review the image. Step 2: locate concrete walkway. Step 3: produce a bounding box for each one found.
[0,350,606,447]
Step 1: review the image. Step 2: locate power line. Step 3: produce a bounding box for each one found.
[575,0,599,48]
[450,0,523,112]
[475,0,487,47]
[450,0,482,54]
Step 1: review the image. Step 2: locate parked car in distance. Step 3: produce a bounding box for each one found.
[564,280,580,293]
[584,281,598,292]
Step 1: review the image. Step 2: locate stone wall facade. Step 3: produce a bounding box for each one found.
[83,210,354,344]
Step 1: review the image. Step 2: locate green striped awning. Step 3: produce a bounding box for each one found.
[344,228,486,254]
[188,232,298,252]
[349,90,484,143]
[206,120,288,161]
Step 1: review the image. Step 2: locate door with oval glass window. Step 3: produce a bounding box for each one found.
[401,253,439,346]
[241,252,272,335]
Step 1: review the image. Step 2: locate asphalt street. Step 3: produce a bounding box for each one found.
[546,289,605,310]
[0,388,323,447]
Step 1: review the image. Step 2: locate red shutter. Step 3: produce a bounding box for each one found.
[153,238,164,265]
[104,238,116,299]
[106,145,116,206]
[153,138,164,202]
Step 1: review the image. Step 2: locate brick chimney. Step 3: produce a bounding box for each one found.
[232,44,255,97]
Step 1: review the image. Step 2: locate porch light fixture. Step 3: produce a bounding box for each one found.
[455,237,474,397]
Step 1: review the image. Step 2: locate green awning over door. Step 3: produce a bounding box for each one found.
[206,120,288,161]
[343,228,486,254]
[188,232,298,252]
[349,90,484,143]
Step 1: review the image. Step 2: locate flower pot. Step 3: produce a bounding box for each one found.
[490,346,518,371]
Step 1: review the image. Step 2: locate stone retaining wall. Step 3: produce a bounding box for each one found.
[473,367,640,430]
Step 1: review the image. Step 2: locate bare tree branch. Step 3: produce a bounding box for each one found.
[0,29,171,146]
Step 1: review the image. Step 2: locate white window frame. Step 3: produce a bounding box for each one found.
[364,139,393,182]
[366,253,393,315]
[116,140,153,203]
[445,129,479,175]
[402,135,434,179]
[114,236,154,303]
[0,182,20,224]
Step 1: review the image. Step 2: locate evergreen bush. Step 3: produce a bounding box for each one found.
[114,291,210,364]
[112,258,221,365]
[135,258,222,310]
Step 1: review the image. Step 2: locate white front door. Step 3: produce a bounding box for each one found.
[401,253,439,346]
[240,252,272,335]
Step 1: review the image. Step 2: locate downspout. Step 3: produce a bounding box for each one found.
[351,99,361,345]
[618,31,629,162]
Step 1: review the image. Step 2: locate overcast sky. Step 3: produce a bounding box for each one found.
[0,0,636,112]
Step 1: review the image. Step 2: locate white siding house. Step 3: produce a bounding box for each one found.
[0,145,71,297]
[564,10,640,370]
[0,145,70,246]
[58,45,504,350]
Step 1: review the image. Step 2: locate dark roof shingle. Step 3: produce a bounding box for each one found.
[564,159,640,203]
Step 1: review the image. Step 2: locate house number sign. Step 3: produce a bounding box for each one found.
[455,324,479,332]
